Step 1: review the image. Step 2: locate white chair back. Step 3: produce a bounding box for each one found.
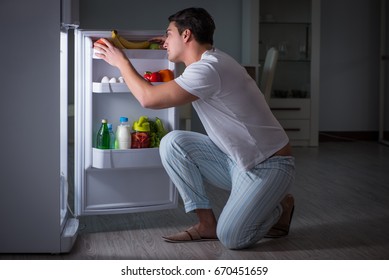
[260,47,278,103]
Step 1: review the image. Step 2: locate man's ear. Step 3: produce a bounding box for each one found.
[182,29,192,42]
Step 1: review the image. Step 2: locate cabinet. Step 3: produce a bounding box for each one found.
[258,0,320,146]
[269,98,311,146]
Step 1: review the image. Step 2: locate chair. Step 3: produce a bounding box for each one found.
[260,47,278,103]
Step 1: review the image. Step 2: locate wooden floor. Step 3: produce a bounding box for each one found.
[3,140,389,259]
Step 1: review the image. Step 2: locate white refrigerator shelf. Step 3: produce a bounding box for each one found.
[93,48,168,60]
[93,82,163,93]
[93,82,128,93]
[92,147,163,169]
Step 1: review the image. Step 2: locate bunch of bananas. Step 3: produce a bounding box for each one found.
[111,30,150,49]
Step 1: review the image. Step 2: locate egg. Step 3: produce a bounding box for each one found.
[109,77,117,83]
[118,77,125,83]
[101,76,109,83]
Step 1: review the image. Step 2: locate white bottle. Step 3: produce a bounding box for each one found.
[115,117,131,149]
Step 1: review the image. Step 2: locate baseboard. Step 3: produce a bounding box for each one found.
[319,131,379,142]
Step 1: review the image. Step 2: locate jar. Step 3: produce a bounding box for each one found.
[131,116,150,148]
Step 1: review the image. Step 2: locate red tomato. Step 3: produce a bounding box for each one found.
[143,71,162,82]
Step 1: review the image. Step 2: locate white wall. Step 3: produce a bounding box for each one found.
[320,0,381,131]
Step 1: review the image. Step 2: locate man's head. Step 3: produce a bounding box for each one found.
[168,7,215,46]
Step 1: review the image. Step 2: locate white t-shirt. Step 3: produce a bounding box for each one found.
[175,48,289,171]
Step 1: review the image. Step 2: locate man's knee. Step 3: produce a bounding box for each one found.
[217,226,252,250]
[160,130,189,162]
[160,130,179,151]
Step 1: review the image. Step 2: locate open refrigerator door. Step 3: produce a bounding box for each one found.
[60,26,79,252]
[74,29,178,216]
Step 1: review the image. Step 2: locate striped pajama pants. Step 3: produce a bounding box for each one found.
[160,130,295,249]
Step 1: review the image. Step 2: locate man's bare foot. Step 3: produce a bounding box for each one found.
[193,208,218,239]
[265,194,295,238]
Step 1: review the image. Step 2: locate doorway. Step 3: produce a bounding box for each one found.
[380,0,389,145]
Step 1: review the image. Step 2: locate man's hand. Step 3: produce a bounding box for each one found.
[149,36,167,49]
[93,38,128,68]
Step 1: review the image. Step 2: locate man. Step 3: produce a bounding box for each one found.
[94,7,295,250]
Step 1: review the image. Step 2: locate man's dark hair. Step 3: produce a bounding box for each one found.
[168,7,215,45]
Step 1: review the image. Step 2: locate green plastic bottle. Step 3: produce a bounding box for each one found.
[96,119,110,149]
[107,123,116,149]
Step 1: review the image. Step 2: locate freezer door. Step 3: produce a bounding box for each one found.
[74,30,178,216]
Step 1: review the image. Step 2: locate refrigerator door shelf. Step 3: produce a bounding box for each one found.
[60,217,79,253]
[82,166,177,215]
[92,147,162,169]
[92,82,163,93]
[93,48,168,60]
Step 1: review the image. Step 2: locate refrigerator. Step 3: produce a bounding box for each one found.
[1,0,178,254]
[73,29,178,216]
[0,0,79,253]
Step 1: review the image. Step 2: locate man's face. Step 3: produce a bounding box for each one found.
[164,22,185,63]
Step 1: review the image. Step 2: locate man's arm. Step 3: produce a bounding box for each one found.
[94,38,198,109]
